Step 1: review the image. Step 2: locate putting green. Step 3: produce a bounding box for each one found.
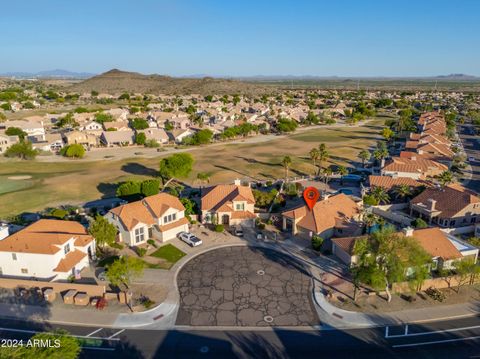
[0,175,35,195]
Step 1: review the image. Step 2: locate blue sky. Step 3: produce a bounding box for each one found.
[1,0,479,76]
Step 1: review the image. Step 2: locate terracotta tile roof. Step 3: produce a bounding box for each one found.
[368,175,423,190]
[282,193,359,234]
[382,156,447,175]
[53,250,87,272]
[201,184,255,211]
[0,219,93,255]
[417,143,454,158]
[399,150,451,163]
[332,236,366,255]
[403,228,462,260]
[231,211,257,219]
[110,193,185,231]
[405,140,419,150]
[411,184,480,218]
[157,217,189,232]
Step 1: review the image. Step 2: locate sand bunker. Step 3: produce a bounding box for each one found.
[7,175,33,180]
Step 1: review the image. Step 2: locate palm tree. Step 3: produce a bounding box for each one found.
[437,170,454,187]
[282,156,292,180]
[323,166,334,186]
[337,165,348,185]
[372,146,389,168]
[309,148,320,175]
[363,213,381,233]
[318,143,329,175]
[392,184,412,201]
[358,150,371,168]
[371,186,390,205]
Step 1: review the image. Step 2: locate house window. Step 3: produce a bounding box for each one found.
[64,243,71,254]
[235,203,245,211]
[21,268,28,274]
[163,213,177,224]
[12,253,17,261]
[450,220,456,226]
[471,217,477,223]
[134,227,145,243]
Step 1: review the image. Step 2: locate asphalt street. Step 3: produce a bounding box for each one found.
[1,315,479,358]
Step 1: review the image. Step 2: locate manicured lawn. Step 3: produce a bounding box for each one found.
[150,244,186,264]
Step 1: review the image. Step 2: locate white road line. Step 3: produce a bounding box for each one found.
[386,324,480,339]
[85,328,103,337]
[392,335,480,348]
[0,326,121,341]
[107,329,125,339]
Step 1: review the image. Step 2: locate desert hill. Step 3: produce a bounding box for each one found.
[69,69,267,95]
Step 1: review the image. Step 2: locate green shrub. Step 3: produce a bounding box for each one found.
[311,235,324,251]
[412,218,428,229]
[214,224,224,232]
[50,208,68,219]
[362,194,378,206]
[110,242,124,250]
[136,247,147,257]
[147,239,157,248]
[257,223,266,230]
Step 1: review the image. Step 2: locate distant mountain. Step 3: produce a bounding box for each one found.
[69,69,268,95]
[434,73,478,80]
[0,69,95,79]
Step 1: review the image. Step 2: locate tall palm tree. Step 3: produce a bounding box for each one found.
[437,170,454,187]
[371,186,390,205]
[282,156,292,180]
[337,165,348,185]
[317,143,329,175]
[323,166,334,186]
[372,146,389,168]
[392,184,412,201]
[309,148,320,175]
[358,150,371,168]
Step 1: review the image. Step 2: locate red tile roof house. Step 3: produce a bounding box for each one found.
[409,184,480,228]
[381,155,448,180]
[105,193,189,246]
[0,219,95,280]
[281,193,363,243]
[332,227,478,271]
[201,180,257,227]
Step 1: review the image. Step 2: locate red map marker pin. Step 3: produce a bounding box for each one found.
[303,187,320,211]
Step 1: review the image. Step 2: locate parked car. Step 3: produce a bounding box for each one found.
[469,156,476,162]
[177,231,202,247]
[231,225,244,237]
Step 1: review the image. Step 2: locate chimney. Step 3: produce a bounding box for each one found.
[403,227,414,237]
[411,155,416,161]
[426,198,436,211]
[234,179,241,186]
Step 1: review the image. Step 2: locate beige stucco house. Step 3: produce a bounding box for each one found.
[0,219,95,280]
[201,180,256,227]
[105,193,189,246]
